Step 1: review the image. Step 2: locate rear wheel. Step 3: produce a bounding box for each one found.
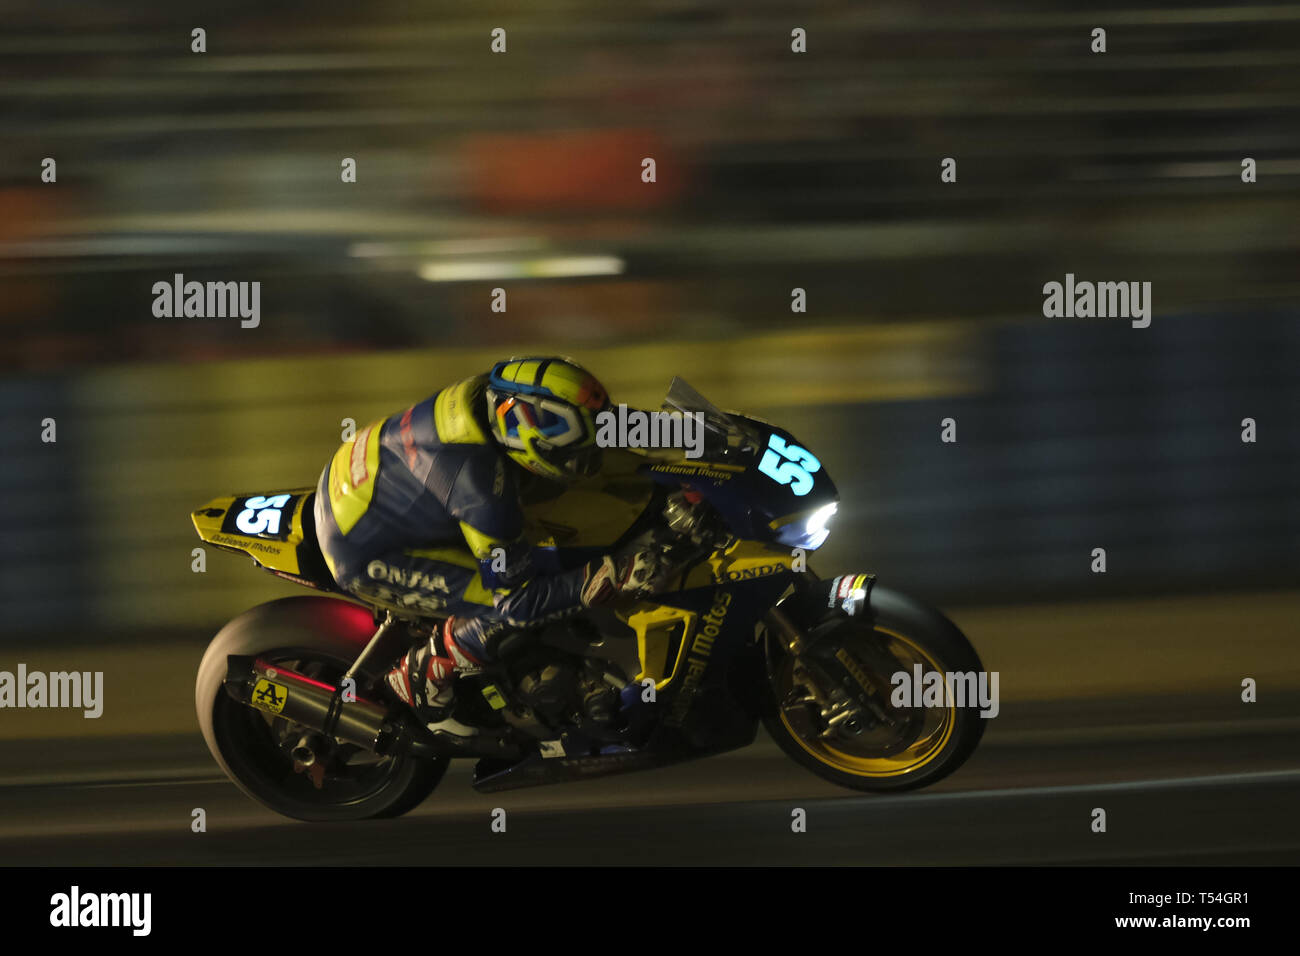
[197,597,448,821]
[761,584,986,792]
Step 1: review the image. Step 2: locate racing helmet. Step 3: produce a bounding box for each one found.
[485,357,612,481]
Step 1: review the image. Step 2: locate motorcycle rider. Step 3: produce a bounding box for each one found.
[313,357,665,738]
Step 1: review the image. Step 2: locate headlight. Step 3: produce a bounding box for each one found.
[771,501,838,550]
[803,502,837,549]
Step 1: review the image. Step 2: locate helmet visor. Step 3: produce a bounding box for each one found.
[531,399,587,447]
[493,395,574,446]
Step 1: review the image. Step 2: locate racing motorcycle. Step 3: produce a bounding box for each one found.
[193,378,987,821]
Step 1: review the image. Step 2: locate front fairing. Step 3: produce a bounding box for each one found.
[524,378,840,569]
[639,409,839,549]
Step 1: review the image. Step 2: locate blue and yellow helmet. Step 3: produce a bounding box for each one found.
[485,357,611,481]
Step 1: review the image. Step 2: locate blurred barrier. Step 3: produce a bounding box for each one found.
[808,310,1300,604]
[0,322,979,637]
[3,309,1297,640]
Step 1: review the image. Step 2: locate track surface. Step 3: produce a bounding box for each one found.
[2,696,1298,865]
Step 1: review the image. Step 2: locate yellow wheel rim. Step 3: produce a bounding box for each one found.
[777,626,955,778]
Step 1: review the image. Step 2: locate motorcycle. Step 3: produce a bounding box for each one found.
[193,378,987,821]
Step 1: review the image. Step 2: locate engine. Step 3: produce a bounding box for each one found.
[500,624,630,738]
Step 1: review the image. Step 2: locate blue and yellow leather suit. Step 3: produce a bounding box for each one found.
[314,374,589,662]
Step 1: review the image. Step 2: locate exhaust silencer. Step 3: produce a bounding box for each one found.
[224,654,525,761]
[224,655,401,755]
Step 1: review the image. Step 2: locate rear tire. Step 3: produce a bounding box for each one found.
[196,597,448,822]
[761,584,986,793]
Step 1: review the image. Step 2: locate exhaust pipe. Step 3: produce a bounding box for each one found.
[224,656,404,755]
[223,655,523,760]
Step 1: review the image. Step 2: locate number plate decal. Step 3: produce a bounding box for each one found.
[221,492,299,541]
[755,434,821,496]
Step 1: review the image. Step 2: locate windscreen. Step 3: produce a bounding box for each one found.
[662,377,762,459]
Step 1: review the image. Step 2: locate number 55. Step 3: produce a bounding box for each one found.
[235,494,292,535]
[757,435,820,496]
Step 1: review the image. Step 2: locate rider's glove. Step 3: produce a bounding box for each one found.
[580,542,665,607]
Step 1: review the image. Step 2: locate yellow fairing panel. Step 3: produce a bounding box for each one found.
[522,484,652,549]
[624,605,697,689]
[624,541,794,685]
[677,539,796,588]
[190,488,315,575]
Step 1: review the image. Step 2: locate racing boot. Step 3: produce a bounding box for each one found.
[385,618,479,739]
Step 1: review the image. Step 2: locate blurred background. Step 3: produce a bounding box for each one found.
[0,0,1298,859]
[3,0,1297,636]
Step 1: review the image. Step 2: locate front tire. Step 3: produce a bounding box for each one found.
[196,597,448,822]
[762,584,987,793]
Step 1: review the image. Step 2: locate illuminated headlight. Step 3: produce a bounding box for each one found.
[804,502,837,549]
[773,501,838,550]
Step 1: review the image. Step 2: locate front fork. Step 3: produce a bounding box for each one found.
[764,573,905,736]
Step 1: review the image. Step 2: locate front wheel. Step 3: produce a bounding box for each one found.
[761,583,987,793]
